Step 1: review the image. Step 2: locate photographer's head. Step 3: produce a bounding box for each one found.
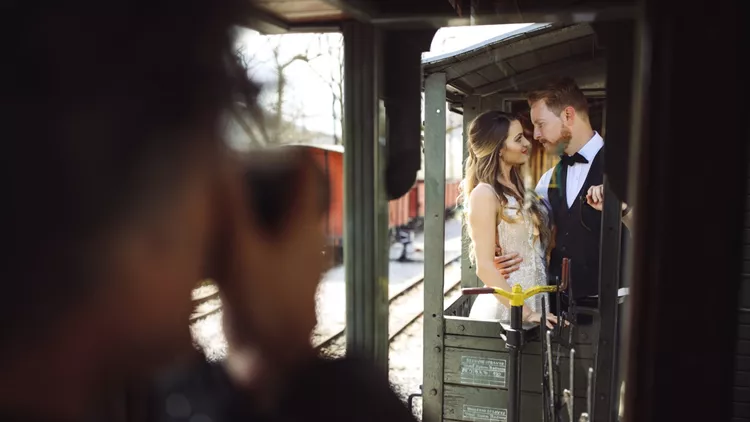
[2,0,259,417]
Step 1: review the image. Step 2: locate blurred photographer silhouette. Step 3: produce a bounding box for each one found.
[2,2,415,422]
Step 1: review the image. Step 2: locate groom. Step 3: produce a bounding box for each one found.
[494,77,632,315]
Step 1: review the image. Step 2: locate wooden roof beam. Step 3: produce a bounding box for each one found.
[317,0,374,22]
[242,0,634,33]
[369,2,634,28]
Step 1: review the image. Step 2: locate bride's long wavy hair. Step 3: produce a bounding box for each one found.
[458,110,552,263]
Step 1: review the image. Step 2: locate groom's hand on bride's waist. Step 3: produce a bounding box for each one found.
[494,245,522,279]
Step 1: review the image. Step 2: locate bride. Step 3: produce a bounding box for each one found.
[461,110,558,327]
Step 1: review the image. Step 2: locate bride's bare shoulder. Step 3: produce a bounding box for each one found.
[471,182,498,195]
[469,183,499,204]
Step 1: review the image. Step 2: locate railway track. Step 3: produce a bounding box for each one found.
[314,254,462,357]
[189,252,463,352]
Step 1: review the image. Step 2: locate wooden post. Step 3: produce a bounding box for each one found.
[343,21,389,372]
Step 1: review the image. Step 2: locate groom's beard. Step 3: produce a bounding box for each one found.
[543,127,573,156]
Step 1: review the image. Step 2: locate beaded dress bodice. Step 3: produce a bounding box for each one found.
[469,193,549,321]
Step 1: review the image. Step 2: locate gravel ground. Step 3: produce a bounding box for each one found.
[389,286,463,421]
[389,317,425,419]
[314,218,462,342]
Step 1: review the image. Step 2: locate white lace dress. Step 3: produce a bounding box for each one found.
[468,194,549,321]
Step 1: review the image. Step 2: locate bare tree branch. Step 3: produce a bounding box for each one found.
[260,36,326,144]
[305,34,344,144]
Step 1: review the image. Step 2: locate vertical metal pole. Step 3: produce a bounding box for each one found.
[592,19,635,422]
[593,179,622,422]
[461,95,481,290]
[343,21,388,372]
[422,72,447,422]
[619,11,652,421]
[508,305,524,422]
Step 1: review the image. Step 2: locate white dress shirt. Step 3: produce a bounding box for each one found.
[535,132,604,208]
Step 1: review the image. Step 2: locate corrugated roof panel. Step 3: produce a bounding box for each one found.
[460,72,492,89]
[423,23,605,101]
[535,42,577,64]
[447,78,475,96]
[472,52,605,97]
[422,23,554,66]
[475,63,515,86]
[568,36,599,56]
[423,23,594,75]
[444,60,479,81]
[503,52,541,74]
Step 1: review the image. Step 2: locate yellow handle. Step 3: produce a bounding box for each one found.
[492,288,514,301]
[523,285,558,300]
[488,284,558,307]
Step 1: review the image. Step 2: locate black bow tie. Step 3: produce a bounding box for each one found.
[560,152,589,167]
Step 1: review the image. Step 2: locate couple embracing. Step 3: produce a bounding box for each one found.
[461,77,633,326]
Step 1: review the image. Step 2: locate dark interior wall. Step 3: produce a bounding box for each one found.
[734,146,750,420]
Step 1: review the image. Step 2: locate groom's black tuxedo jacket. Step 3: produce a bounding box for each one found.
[546,147,630,307]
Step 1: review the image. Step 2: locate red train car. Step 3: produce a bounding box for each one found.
[409,179,461,228]
[389,193,411,228]
[300,144,345,250]
[292,144,461,263]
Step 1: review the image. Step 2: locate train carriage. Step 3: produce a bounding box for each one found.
[290,143,461,263]
[420,22,627,422]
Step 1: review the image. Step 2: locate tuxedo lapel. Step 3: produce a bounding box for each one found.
[548,162,565,212]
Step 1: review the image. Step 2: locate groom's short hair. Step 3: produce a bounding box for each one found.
[527,77,589,117]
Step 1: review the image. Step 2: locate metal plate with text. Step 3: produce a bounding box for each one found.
[462,405,508,422]
[460,355,507,388]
